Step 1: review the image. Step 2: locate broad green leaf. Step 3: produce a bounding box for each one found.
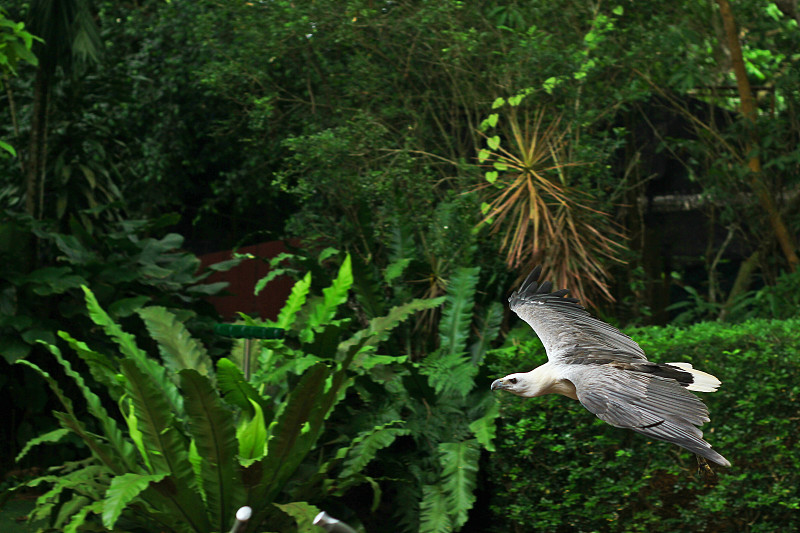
[0,139,16,156]
[478,148,490,162]
[120,397,151,471]
[137,306,214,378]
[102,473,168,529]
[244,363,338,528]
[485,170,499,183]
[82,287,183,414]
[17,358,122,473]
[40,342,138,472]
[491,97,506,109]
[59,331,123,396]
[108,295,150,318]
[216,357,269,419]
[180,369,243,532]
[15,428,70,463]
[274,501,321,533]
[54,494,90,530]
[119,359,210,532]
[237,399,268,465]
[487,135,500,150]
[64,500,103,533]
[468,401,500,452]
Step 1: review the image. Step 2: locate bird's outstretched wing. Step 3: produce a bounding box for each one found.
[565,365,730,466]
[508,266,647,363]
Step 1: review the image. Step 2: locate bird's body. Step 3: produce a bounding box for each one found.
[491,266,730,467]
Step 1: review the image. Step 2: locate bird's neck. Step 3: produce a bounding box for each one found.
[528,363,578,400]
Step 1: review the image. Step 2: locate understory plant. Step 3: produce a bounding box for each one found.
[249,253,504,532]
[8,253,443,532]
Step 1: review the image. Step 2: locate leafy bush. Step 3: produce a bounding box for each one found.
[253,254,505,532]
[6,254,443,532]
[0,210,228,364]
[485,317,800,532]
[0,210,234,474]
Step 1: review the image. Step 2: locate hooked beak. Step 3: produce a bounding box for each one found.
[491,378,506,391]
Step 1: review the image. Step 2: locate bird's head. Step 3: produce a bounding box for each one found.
[490,372,537,397]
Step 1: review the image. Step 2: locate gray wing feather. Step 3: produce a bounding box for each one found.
[508,268,647,362]
[569,367,730,466]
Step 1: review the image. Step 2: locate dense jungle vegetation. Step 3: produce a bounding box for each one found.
[1,1,799,532]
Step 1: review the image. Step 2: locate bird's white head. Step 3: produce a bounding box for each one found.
[490,372,541,398]
[491,364,578,400]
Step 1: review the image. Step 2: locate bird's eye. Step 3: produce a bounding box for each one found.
[508,378,517,384]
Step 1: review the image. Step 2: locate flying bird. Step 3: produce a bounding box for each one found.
[491,266,730,467]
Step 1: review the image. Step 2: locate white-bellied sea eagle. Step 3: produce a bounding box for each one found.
[491,266,730,467]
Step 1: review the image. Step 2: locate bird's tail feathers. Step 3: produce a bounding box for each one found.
[667,362,721,392]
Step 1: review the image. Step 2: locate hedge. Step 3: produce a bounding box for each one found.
[484,317,800,532]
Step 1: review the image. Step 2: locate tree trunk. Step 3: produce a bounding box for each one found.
[716,0,799,271]
[25,68,50,220]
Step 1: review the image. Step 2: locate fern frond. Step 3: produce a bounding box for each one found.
[137,306,214,379]
[350,254,386,318]
[245,363,342,528]
[42,342,139,472]
[469,301,503,365]
[57,331,123,399]
[304,254,353,340]
[339,421,410,479]
[274,501,322,531]
[419,351,478,398]
[420,483,451,533]
[438,440,480,529]
[82,287,184,415]
[64,500,104,533]
[16,359,122,472]
[102,472,169,530]
[276,272,312,330]
[468,401,500,452]
[15,428,70,463]
[339,297,445,358]
[438,267,480,357]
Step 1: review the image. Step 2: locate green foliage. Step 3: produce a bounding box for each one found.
[0,211,227,364]
[8,255,440,532]
[669,267,800,324]
[0,8,39,78]
[485,317,800,532]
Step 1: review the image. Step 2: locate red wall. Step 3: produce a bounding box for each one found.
[198,241,295,322]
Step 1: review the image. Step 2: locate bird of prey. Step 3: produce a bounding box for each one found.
[491,266,730,467]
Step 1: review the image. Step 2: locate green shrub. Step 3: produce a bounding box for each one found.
[485,318,800,532]
[5,255,443,532]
